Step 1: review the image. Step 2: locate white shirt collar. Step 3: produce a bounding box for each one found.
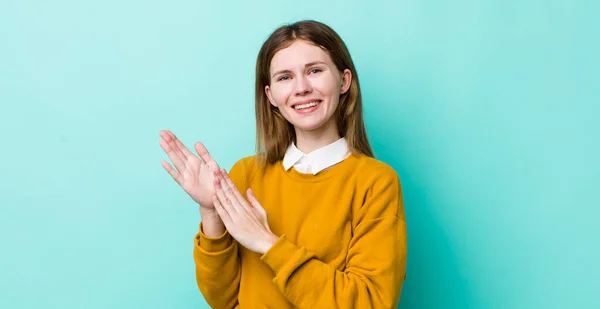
[282,137,351,175]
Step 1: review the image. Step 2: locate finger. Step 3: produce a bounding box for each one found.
[194,141,216,166]
[219,169,250,209]
[213,195,232,226]
[159,136,187,173]
[170,132,198,161]
[222,179,247,216]
[214,174,238,217]
[247,188,267,217]
[215,171,250,222]
[246,189,262,211]
[247,189,270,228]
[165,131,207,172]
[161,160,182,185]
[161,131,188,167]
[217,170,251,220]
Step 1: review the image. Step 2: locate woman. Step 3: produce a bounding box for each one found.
[159,20,407,308]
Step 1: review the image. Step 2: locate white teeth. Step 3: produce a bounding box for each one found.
[294,101,320,110]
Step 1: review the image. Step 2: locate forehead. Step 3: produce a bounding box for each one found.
[270,40,331,71]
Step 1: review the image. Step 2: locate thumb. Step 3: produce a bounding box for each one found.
[247,188,267,218]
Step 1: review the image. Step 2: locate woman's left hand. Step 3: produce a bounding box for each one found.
[212,168,279,255]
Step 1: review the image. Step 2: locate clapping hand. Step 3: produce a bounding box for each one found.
[212,168,279,255]
[159,130,220,210]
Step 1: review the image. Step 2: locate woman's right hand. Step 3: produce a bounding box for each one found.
[159,130,220,210]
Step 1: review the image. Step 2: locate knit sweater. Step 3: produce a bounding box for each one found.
[193,153,407,308]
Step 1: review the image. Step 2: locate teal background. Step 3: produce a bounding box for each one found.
[1,1,598,308]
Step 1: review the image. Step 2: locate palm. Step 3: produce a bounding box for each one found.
[180,156,219,207]
[159,130,220,208]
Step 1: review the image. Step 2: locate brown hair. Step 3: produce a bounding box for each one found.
[254,20,373,166]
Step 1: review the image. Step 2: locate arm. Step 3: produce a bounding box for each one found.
[193,211,240,309]
[193,159,248,309]
[260,171,407,309]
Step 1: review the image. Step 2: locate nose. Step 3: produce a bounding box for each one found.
[294,75,312,95]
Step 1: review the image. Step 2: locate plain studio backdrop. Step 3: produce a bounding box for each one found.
[0,1,598,308]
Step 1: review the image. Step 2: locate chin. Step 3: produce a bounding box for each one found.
[291,119,328,132]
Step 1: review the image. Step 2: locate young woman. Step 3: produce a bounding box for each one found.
[159,20,407,308]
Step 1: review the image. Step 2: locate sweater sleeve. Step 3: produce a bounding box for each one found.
[193,158,249,309]
[259,169,408,309]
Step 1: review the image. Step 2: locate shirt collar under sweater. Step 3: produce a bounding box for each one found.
[282,137,351,175]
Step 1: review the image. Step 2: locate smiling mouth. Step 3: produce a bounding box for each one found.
[292,100,321,110]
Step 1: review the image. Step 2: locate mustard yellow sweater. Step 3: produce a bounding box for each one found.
[193,153,407,308]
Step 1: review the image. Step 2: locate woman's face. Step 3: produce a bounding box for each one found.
[265,40,351,133]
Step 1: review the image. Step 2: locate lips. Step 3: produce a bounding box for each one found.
[292,100,321,110]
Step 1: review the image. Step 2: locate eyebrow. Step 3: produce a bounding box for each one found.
[271,61,327,78]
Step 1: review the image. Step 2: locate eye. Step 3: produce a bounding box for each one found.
[277,75,290,81]
[309,68,322,74]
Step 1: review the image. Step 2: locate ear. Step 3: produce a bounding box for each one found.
[340,69,352,95]
[265,85,278,107]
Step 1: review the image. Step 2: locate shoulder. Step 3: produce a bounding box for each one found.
[354,155,401,187]
[352,155,404,220]
[230,155,259,174]
[228,155,261,186]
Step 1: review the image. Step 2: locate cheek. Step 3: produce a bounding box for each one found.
[270,84,292,105]
[314,75,341,97]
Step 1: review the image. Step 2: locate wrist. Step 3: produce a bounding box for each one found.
[199,207,225,238]
[260,233,280,255]
[199,206,218,217]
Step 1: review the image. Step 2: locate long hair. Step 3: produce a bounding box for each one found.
[255,20,373,166]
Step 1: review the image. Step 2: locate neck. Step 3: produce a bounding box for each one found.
[294,118,341,153]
